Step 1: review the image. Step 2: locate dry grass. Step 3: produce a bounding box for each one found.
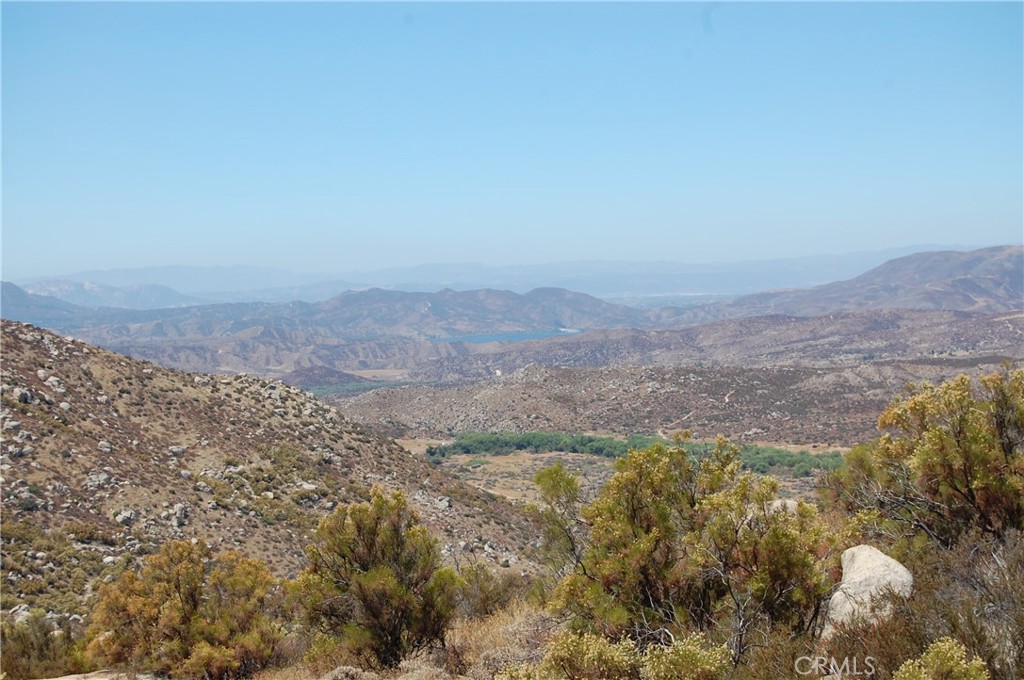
[441,602,560,680]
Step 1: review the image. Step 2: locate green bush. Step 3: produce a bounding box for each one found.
[297,488,458,668]
[428,431,844,478]
[826,369,1023,548]
[539,438,835,665]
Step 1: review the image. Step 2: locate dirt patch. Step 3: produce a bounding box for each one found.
[439,451,615,504]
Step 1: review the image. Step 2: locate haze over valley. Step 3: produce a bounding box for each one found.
[3,246,1021,450]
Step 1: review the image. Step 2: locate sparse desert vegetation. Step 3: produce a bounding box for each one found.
[2,318,1020,680]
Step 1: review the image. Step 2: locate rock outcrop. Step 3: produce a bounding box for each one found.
[822,544,913,638]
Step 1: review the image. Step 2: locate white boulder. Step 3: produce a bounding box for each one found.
[822,544,913,638]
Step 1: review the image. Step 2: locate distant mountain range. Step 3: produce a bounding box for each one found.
[13,244,991,306]
[17,279,207,309]
[2,246,1021,380]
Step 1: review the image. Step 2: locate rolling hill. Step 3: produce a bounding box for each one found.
[0,321,537,618]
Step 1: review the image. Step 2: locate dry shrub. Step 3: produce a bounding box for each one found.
[729,623,819,680]
[441,602,559,680]
[300,633,374,678]
[391,657,461,680]
[455,562,530,619]
[254,662,383,680]
[0,612,92,680]
[251,665,319,680]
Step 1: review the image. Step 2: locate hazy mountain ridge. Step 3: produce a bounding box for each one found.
[20,280,207,310]
[1,247,1021,382]
[12,244,992,304]
[0,285,649,338]
[692,245,1024,319]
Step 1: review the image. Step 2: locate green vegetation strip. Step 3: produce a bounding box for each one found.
[427,431,843,477]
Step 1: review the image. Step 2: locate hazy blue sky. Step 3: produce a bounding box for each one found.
[3,2,1022,280]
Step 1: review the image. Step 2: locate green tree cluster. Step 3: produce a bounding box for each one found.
[427,431,666,462]
[428,431,843,477]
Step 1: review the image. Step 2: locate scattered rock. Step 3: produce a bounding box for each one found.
[173,503,188,527]
[85,471,112,489]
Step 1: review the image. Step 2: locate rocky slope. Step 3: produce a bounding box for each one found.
[0,321,537,618]
[338,358,1021,447]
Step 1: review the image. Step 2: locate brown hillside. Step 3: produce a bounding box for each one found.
[0,321,537,618]
[338,358,1022,447]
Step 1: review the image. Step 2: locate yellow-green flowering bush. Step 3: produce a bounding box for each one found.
[893,638,989,680]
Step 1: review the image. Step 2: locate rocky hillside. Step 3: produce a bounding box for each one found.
[338,358,1021,447]
[0,321,537,618]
